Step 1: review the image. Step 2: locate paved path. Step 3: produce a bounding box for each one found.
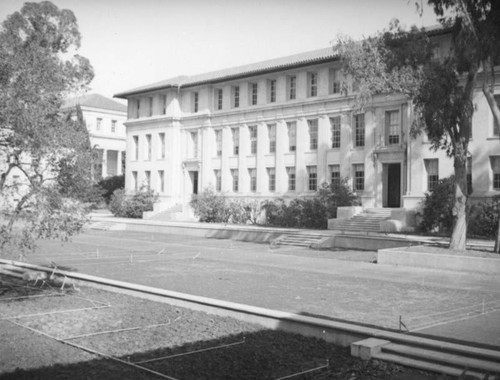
[27,229,500,348]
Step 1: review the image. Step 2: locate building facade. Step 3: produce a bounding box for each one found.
[115,38,500,219]
[63,94,127,179]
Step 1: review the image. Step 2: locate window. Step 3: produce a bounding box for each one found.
[193,92,199,113]
[288,75,296,100]
[232,86,240,108]
[354,113,365,147]
[268,79,276,103]
[287,167,296,191]
[216,89,223,110]
[249,126,257,154]
[96,118,102,131]
[425,159,439,191]
[386,110,400,145]
[159,133,165,159]
[232,128,239,155]
[250,83,258,105]
[231,169,239,192]
[145,170,151,190]
[214,170,221,191]
[162,95,167,115]
[136,99,140,118]
[132,171,138,192]
[307,166,317,191]
[145,134,151,160]
[111,120,116,133]
[308,119,318,150]
[267,168,276,191]
[353,164,364,191]
[268,124,276,153]
[287,122,296,152]
[330,116,341,149]
[330,164,340,185]
[158,170,165,192]
[493,95,500,137]
[330,69,341,94]
[148,97,153,117]
[249,168,257,192]
[308,72,318,97]
[215,130,222,157]
[491,156,500,190]
[190,132,198,158]
[467,157,472,194]
[133,135,139,160]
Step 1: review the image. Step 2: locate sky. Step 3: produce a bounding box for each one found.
[0,0,442,103]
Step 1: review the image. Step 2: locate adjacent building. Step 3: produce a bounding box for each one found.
[114,31,500,222]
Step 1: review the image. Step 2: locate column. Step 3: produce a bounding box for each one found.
[275,120,287,193]
[102,149,108,178]
[117,150,122,175]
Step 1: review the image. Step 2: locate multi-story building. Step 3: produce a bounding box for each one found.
[63,93,127,179]
[115,33,500,223]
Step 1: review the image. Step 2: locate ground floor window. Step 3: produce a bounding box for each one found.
[491,156,500,190]
[424,159,439,191]
[286,167,295,191]
[307,166,317,191]
[353,164,364,191]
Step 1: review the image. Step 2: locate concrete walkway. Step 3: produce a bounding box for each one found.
[28,217,500,349]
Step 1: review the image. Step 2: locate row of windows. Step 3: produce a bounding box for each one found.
[95,118,118,133]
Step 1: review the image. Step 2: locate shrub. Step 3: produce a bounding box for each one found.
[109,188,158,218]
[190,188,229,223]
[316,179,360,218]
[468,196,500,239]
[418,176,455,234]
[98,175,124,204]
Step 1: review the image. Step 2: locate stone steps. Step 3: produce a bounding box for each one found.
[274,234,327,247]
[337,208,393,233]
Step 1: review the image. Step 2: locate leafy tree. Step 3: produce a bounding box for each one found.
[419,176,456,234]
[337,0,500,251]
[0,2,94,257]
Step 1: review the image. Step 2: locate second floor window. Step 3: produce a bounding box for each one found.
[386,110,400,145]
[215,130,222,156]
[354,113,365,147]
[216,89,223,110]
[287,121,296,152]
[250,83,258,105]
[111,120,116,133]
[309,72,318,97]
[193,92,199,113]
[162,95,167,114]
[269,79,276,103]
[232,128,239,155]
[330,116,341,148]
[330,69,341,94]
[136,99,140,118]
[148,97,153,117]
[249,126,257,154]
[308,119,318,150]
[232,86,240,108]
[268,124,276,153]
[96,118,102,131]
[288,75,296,100]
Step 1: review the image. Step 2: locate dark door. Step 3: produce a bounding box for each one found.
[192,171,199,194]
[387,163,401,208]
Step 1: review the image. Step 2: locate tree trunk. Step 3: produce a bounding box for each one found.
[449,155,468,250]
[495,219,500,254]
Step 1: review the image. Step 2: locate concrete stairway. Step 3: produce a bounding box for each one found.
[338,208,392,233]
[352,338,500,379]
[274,234,327,248]
[144,203,183,221]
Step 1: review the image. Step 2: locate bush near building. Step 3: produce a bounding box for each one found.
[109,188,157,219]
[468,197,500,240]
[98,175,125,204]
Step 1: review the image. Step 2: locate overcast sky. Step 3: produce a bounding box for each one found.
[0,0,442,103]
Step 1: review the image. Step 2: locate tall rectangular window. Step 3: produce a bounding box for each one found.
[308,119,318,150]
[215,130,222,157]
[268,79,276,103]
[214,170,221,192]
[162,94,167,114]
[249,168,257,192]
[145,134,151,160]
[354,113,365,147]
[494,95,500,137]
[193,92,199,113]
[268,124,276,153]
[288,75,296,100]
[145,170,151,190]
[231,169,239,192]
[267,168,276,191]
[425,159,439,191]
[216,89,223,110]
[158,170,165,192]
[191,131,198,158]
[250,83,258,105]
[287,122,296,152]
[159,132,165,159]
[330,164,340,185]
[132,171,138,192]
[96,118,102,131]
[111,120,116,133]
[491,156,500,190]
[307,166,317,191]
[232,86,240,108]
[133,136,139,160]
[308,72,318,97]
[232,128,239,155]
[249,126,257,154]
[330,69,341,94]
[148,97,153,117]
[287,167,296,191]
[330,116,341,148]
[136,99,140,118]
[385,110,400,145]
[467,156,472,194]
[353,164,364,191]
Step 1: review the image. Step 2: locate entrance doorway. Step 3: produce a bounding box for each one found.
[189,171,199,194]
[386,163,401,208]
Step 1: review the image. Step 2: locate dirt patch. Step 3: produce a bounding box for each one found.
[0,275,445,379]
[400,245,499,259]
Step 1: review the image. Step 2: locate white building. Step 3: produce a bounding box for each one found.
[63,93,127,179]
[115,32,500,223]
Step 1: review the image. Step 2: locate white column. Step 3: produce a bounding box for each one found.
[275,120,287,193]
[117,150,122,175]
[102,149,108,178]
